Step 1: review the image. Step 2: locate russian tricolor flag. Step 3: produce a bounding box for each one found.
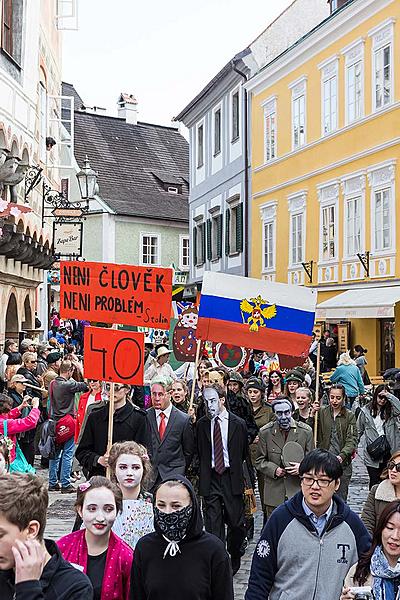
[197,272,317,357]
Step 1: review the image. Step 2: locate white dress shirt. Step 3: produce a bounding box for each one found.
[155,402,173,430]
[211,409,230,468]
[144,362,177,385]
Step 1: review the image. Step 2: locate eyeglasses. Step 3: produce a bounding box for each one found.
[29,360,37,363]
[105,384,126,392]
[387,462,400,473]
[301,476,334,488]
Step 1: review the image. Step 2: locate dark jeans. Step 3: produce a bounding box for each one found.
[19,439,35,466]
[203,469,246,559]
[367,464,386,489]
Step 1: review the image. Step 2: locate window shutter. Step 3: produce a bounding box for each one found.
[201,223,206,264]
[225,208,230,256]
[206,219,212,261]
[236,203,244,253]
[217,214,223,258]
[193,226,197,266]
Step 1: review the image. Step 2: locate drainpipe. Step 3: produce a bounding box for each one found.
[231,60,249,277]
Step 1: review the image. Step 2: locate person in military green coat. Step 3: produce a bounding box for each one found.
[256,397,314,520]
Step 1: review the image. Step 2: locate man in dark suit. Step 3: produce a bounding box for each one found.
[76,383,151,478]
[197,383,248,575]
[147,378,194,488]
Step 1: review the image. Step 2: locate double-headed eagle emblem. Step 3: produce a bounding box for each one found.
[240,295,277,332]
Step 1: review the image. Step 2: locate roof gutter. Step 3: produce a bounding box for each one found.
[231,60,249,278]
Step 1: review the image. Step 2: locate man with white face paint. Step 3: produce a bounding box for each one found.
[197,384,248,575]
[256,396,314,520]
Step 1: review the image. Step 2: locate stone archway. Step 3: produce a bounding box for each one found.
[22,295,32,330]
[5,293,18,338]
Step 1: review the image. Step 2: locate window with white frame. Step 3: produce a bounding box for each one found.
[321,60,338,135]
[368,161,396,254]
[322,205,336,260]
[197,124,204,168]
[179,235,190,270]
[370,20,394,112]
[214,108,221,156]
[290,78,306,149]
[232,90,240,141]
[347,61,363,122]
[288,192,306,266]
[141,234,159,266]
[374,188,391,251]
[260,201,277,272]
[345,196,362,256]
[263,98,276,162]
[291,214,303,264]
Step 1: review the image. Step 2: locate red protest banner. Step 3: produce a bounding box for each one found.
[83,327,144,385]
[60,261,172,328]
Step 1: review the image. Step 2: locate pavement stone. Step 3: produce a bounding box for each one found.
[39,452,370,599]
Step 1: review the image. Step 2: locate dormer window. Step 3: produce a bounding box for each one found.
[168,186,178,194]
[151,170,183,195]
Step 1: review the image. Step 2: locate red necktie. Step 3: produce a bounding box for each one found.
[159,412,166,440]
[213,416,225,474]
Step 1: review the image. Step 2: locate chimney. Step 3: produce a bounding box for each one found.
[117,93,138,125]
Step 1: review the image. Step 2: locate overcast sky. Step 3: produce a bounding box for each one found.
[62,0,293,126]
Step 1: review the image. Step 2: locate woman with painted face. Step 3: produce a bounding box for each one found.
[57,476,133,600]
[341,500,400,600]
[362,451,400,535]
[108,441,154,549]
[357,384,400,489]
[130,475,233,600]
[266,370,283,404]
[314,384,358,501]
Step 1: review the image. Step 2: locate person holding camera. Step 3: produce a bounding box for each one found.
[341,500,400,600]
[7,374,38,465]
[0,392,40,465]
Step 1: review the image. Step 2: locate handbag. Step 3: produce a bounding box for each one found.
[3,420,35,474]
[55,414,75,445]
[38,419,57,459]
[367,434,391,461]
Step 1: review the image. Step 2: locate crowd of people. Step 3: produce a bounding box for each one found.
[0,325,399,599]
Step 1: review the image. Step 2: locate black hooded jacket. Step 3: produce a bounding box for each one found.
[131,475,233,600]
[0,539,93,600]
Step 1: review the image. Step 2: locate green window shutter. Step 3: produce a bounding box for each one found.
[193,226,197,266]
[201,223,206,264]
[236,203,244,253]
[225,208,230,256]
[217,214,223,258]
[206,219,212,261]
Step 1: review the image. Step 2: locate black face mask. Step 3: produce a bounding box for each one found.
[154,504,193,542]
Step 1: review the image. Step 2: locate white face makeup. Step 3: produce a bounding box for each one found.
[203,387,223,420]
[115,453,144,491]
[80,487,117,538]
[0,453,7,476]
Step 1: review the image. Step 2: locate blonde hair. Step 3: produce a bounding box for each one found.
[108,441,152,490]
[296,387,313,402]
[337,351,356,367]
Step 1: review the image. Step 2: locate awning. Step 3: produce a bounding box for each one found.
[316,286,400,320]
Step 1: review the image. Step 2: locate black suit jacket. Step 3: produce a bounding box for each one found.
[197,411,248,497]
[147,404,195,481]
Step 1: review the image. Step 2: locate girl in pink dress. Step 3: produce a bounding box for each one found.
[57,476,133,600]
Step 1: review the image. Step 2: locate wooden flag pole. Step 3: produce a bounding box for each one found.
[189,339,202,411]
[313,342,321,446]
[106,324,118,478]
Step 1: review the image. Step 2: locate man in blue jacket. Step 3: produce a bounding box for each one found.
[246,449,371,600]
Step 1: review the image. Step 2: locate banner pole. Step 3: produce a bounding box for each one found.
[313,342,321,446]
[106,324,118,478]
[189,339,202,411]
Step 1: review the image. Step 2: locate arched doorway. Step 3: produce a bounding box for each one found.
[5,294,18,338]
[22,296,32,331]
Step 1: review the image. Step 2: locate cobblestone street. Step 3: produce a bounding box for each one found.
[41,452,370,599]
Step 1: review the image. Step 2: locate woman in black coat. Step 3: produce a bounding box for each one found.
[131,475,233,600]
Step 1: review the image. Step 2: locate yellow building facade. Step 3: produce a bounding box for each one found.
[247,0,400,375]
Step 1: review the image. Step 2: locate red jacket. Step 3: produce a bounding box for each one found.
[0,406,40,461]
[75,390,102,442]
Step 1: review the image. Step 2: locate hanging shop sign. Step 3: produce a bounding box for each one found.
[53,221,83,257]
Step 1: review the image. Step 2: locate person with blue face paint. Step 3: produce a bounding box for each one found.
[255,396,314,522]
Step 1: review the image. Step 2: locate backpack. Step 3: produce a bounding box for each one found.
[38,419,57,459]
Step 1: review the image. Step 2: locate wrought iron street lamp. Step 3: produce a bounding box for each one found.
[76,156,98,200]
